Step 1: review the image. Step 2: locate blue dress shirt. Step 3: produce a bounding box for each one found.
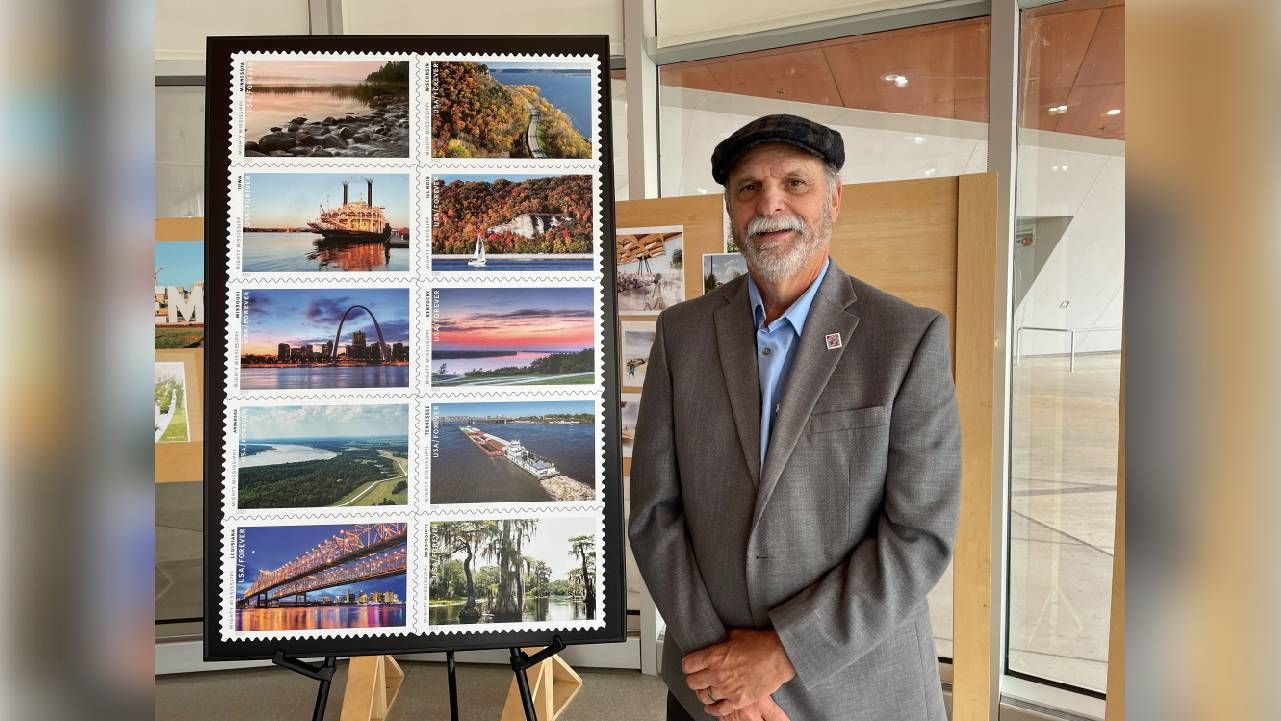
[746,257,831,468]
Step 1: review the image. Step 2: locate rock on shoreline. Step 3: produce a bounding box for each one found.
[245,95,410,159]
[540,474,594,502]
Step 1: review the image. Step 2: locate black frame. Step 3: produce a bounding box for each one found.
[203,34,623,662]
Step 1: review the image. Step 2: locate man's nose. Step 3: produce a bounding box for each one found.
[753,182,788,217]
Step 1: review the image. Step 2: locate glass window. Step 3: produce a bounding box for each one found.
[1008,0,1123,693]
[156,85,204,217]
[657,15,993,659]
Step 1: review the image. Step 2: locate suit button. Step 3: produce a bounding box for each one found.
[762,347,772,356]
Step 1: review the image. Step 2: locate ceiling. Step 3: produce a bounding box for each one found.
[656,0,1124,141]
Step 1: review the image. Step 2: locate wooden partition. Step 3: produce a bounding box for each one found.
[615,172,999,721]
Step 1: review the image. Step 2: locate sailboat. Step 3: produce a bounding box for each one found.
[467,233,487,268]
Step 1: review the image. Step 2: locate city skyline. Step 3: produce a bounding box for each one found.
[246,172,410,228]
[433,287,593,353]
[242,403,409,441]
[242,288,410,357]
[433,399,593,420]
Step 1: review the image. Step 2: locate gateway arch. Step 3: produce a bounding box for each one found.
[330,304,391,363]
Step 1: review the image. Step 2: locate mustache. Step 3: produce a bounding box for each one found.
[745,215,806,241]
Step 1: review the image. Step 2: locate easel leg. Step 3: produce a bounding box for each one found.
[500,640,580,721]
[446,651,459,721]
[271,653,338,721]
[510,648,539,721]
[313,664,335,721]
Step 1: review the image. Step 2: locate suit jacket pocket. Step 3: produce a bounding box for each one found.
[807,404,888,433]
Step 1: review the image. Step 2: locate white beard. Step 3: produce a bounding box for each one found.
[734,200,833,284]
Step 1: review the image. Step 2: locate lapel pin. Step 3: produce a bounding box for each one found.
[825,332,843,350]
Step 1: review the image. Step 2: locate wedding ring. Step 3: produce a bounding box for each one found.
[707,688,719,704]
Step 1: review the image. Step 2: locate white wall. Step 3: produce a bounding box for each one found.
[156,0,309,70]
[344,0,625,57]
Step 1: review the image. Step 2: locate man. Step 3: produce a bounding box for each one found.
[628,114,961,721]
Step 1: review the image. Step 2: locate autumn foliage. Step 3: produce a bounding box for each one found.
[433,175,593,255]
[432,62,589,159]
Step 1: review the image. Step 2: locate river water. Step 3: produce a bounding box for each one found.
[246,88,372,140]
[244,232,410,273]
[428,597,589,625]
[241,365,410,391]
[431,420,595,504]
[238,443,338,468]
[431,257,592,273]
[489,70,591,138]
[236,603,406,631]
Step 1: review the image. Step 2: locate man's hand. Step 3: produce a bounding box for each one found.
[683,628,797,714]
[718,695,790,721]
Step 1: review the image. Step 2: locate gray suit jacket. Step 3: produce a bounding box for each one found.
[628,260,960,720]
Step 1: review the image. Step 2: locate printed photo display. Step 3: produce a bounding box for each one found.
[217,50,608,643]
[620,321,655,389]
[155,361,191,443]
[155,241,204,349]
[616,226,684,315]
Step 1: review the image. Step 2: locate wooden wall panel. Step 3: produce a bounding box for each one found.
[952,173,999,721]
[1105,340,1125,720]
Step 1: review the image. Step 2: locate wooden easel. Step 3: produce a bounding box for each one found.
[340,655,405,721]
[499,647,583,721]
[330,646,582,721]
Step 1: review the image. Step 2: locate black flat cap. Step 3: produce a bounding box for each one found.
[711,114,845,185]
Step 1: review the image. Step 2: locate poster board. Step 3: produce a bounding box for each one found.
[202,35,624,662]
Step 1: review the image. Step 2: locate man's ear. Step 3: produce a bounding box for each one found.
[830,182,843,219]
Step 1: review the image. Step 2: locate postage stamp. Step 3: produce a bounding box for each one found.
[428,55,599,164]
[235,54,419,164]
[223,517,419,641]
[428,280,603,396]
[230,166,424,280]
[226,282,423,399]
[224,396,423,517]
[429,168,600,276]
[424,510,605,634]
[427,395,603,509]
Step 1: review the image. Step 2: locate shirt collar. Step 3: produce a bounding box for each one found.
[747,257,831,335]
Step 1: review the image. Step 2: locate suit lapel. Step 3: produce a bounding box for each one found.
[754,264,861,524]
[713,278,762,487]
